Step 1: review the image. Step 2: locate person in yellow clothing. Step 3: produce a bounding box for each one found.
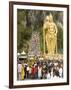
[21,64,25,80]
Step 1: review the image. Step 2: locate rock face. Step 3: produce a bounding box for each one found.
[28,31,41,56]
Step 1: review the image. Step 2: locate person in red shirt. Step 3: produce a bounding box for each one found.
[31,64,38,79]
[31,65,35,79]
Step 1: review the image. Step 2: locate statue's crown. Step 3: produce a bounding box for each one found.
[49,13,53,20]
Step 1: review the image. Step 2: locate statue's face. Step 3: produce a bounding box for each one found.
[45,16,50,23]
[49,17,53,22]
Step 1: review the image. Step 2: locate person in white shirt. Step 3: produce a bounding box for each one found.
[18,63,22,80]
[59,67,63,78]
[26,66,30,79]
[28,66,32,79]
[46,72,51,79]
[38,66,42,79]
[51,68,53,79]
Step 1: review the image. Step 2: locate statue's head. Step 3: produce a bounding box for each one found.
[49,13,53,22]
[44,16,50,23]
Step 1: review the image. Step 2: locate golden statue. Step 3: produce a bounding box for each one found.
[43,13,58,55]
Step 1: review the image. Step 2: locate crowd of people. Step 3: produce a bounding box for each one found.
[17,58,63,80]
